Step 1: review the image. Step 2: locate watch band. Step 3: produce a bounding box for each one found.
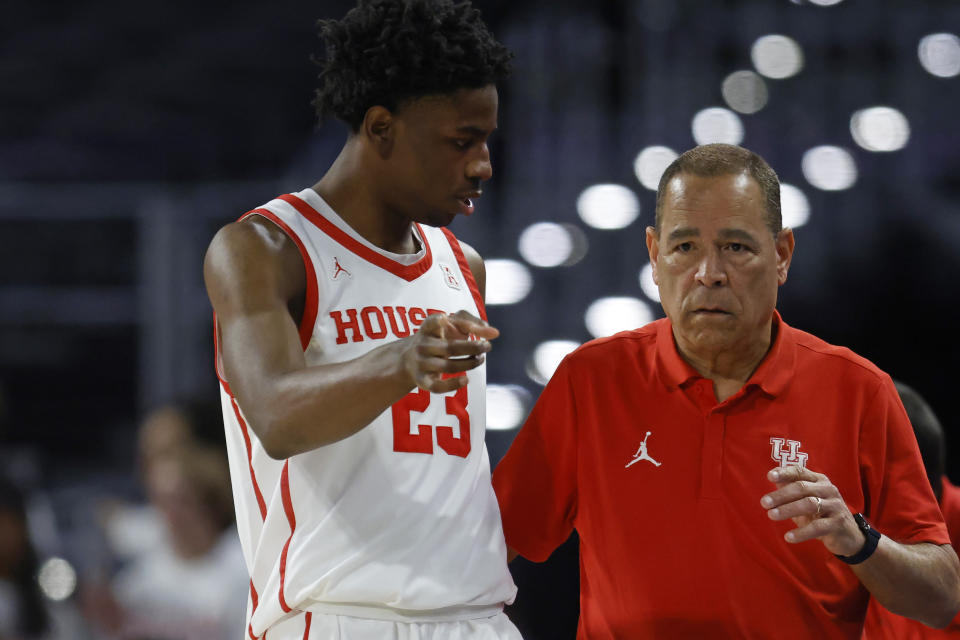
[835,513,881,565]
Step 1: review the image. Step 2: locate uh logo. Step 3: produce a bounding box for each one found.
[770,437,808,470]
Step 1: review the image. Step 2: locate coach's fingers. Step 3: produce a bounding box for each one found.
[782,514,838,544]
[762,466,840,510]
[767,465,821,486]
[766,495,840,521]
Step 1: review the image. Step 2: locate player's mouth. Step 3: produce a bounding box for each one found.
[456,191,481,216]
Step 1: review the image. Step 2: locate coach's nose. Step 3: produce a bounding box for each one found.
[695,248,728,287]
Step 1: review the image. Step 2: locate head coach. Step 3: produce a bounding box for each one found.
[492,143,960,638]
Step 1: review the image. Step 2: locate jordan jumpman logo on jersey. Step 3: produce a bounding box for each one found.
[625,431,661,468]
[332,256,351,279]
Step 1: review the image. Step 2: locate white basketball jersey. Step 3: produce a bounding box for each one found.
[215,189,517,639]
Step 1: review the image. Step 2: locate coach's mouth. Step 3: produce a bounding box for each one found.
[693,307,731,316]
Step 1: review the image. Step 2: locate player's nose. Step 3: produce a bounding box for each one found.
[466,143,492,182]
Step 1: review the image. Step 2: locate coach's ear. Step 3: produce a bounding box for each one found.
[645,226,660,285]
[362,105,395,157]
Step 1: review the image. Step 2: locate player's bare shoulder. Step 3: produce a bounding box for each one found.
[203,216,306,314]
[457,239,487,299]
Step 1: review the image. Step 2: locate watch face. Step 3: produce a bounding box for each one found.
[853,512,870,531]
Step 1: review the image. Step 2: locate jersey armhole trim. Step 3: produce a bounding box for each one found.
[441,228,486,322]
[241,208,319,351]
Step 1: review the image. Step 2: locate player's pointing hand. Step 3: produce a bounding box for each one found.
[401,310,499,394]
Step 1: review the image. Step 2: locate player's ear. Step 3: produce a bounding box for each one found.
[362,106,395,157]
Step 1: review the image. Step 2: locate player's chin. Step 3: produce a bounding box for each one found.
[421,209,459,228]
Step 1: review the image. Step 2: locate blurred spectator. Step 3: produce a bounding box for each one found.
[83,401,246,639]
[101,399,222,562]
[107,446,247,639]
[0,474,85,640]
[863,381,960,639]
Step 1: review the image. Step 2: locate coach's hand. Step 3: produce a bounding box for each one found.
[400,310,498,394]
[760,465,866,557]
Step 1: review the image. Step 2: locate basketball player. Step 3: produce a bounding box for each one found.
[202,1,519,638]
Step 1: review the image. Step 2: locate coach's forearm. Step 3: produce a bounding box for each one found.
[853,539,960,628]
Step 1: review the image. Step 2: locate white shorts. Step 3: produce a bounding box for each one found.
[265,611,522,640]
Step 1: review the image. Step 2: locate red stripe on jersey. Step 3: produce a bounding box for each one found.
[441,228,487,322]
[231,397,268,521]
[278,460,297,613]
[242,208,319,351]
[213,314,235,396]
[248,580,260,640]
[302,612,313,640]
[277,193,434,282]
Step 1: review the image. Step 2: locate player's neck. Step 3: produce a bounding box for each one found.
[313,148,419,255]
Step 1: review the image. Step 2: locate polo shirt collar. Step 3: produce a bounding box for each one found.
[655,310,795,398]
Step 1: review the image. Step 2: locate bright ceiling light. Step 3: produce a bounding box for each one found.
[584,297,655,339]
[721,70,769,114]
[751,35,804,79]
[780,183,810,229]
[484,259,533,305]
[808,0,844,5]
[519,222,572,267]
[518,222,588,267]
[38,557,77,602]
[918,33,960,78]
[486,384,531,431]
[850,106,910,152]
[576,184,641,230]
[526,340,580,385]
[633,146,678,191]
[801,146,858,191]
[638,263,660,303]
[691,107,744,145]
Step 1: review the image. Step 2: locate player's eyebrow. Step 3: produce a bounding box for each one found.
[454,125,497,136]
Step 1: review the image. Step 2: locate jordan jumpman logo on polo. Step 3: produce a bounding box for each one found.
[625,431,661,468]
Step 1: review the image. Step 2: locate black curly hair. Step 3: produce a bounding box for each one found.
[313,0,512,131]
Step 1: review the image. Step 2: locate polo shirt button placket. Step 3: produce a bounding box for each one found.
[699,408,725,499]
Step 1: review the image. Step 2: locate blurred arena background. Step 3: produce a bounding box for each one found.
[1,0,959,637]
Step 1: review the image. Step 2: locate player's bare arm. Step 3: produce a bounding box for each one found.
[458,240,487,300]
[761,465,960,628]
[204,216,498,460]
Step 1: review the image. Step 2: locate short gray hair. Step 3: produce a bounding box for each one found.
[654,143,782,236]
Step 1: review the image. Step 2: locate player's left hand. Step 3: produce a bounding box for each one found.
[760,465,865,557]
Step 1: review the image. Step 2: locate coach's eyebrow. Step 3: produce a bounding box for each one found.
[718,228,759,244]
[666,228,699,243]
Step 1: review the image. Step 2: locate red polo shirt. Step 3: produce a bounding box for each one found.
[863,476,960,639]
[493,313,948,639]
